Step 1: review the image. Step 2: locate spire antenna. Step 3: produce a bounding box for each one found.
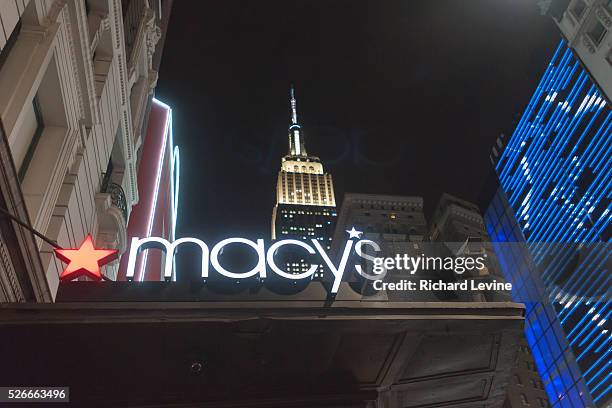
[290,84,298,125]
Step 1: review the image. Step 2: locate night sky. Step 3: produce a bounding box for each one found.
[156,0,560,243]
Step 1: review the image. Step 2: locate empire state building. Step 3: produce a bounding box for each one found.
[271,87,337,277]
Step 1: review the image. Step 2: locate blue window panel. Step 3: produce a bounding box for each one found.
[535,304,551,328]
[566,353,583,385]
[530,314,546,340]
[502,221,514,241]
[553,321,569,348]
[526,283,543,306]
[545,304,559,325]
[539,334,556,370]
[494,197,505,216]
[568,385,584,408]
[578,384,593,407]
[509,244,524,265]
[551,373,570,406]
[559,394,574,408]
[546,378,561,405]
[557,357,577,391]
[545,327,564,362]
[532,341,549,376]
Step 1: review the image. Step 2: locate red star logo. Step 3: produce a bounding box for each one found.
[54,235,118,281]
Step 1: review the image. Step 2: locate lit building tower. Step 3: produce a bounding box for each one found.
[271,86,337,278]
[482,40,610,407]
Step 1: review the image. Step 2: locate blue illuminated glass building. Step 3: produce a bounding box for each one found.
[482,40,611,407]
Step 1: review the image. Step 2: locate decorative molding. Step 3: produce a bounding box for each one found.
[42,0,68,28]
[582,33,597,53]
[147,68,158,92]
[58,4,86,121]
[105,0,138,207]
[67,0,101,126]
[19,24,51,37]
[94,192,127,254]
[0,227,24,302]
[596,4,611,27]
[89,13,110,54]
[144,14,161,65]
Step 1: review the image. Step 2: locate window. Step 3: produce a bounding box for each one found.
[92,29,113,97]
[587,19,607,46]
[514,374,523,386]
[520,393,529,405]
[16,54,69,223]
[15,97,43,181]
[0,19,21,72]
[570,0,587,20]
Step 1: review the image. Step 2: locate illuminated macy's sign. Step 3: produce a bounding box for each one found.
[125,228,375,294]
[55,228,486,295]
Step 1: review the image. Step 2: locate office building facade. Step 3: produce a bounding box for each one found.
[330,193,426,298]
[429,193,510,302]
[483,39,610,407]
[331,193,512,302]
[332,193,427,242]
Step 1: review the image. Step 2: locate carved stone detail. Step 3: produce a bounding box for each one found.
[596,5,611,27]
[145,14,162,65]
[94,192,128,255]
[582,34,596,53]
[0,229,24,302]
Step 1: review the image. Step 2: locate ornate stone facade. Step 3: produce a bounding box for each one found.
[0,0,170,299]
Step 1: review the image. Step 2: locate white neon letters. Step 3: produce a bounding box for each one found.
[267,239,317,279]
[126,236,366,293]
[354,240,384,280]
[210,238,266,279]
[311,239,353,293]
[126,236,210,281]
